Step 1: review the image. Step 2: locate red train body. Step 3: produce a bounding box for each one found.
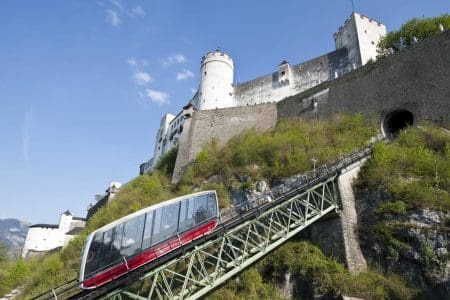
[79,191,219,289]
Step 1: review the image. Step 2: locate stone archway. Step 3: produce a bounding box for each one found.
[382,110,414,138]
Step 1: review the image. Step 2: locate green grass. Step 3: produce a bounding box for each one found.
[358,126,450,211]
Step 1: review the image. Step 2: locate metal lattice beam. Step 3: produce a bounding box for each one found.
[101,177,339,300]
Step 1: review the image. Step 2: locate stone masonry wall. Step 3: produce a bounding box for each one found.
[172,103,278,183]
[337,159,368,273]
[277,30,450,128]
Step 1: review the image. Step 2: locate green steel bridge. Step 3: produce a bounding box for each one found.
[34,145,374,300]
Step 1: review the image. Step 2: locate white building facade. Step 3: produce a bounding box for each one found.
[140,12,387,174]
[22,211,86,258]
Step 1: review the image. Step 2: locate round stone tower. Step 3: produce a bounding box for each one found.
[197,49,234,110]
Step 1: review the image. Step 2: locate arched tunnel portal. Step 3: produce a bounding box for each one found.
[382,110,414,138]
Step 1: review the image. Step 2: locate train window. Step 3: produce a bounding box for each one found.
[85,232,103,276]
[162,203,179,235]
[188,198,195,220]
[151,208,163,245]
[178,200,187,230]
[142,211,154,249]
[207,194,217,218]
[99,228,113,260]
[121,214,145,258]
[99,224,124,268]
[178,199,194,232]
[194,195,208,224]
[152,203,179,246]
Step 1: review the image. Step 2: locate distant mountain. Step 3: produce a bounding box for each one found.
[0,218,30,252]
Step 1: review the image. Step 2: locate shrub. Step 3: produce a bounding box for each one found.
[378,14,450,55]
[375,201,407,215]
[155,146,178,177]
[359,126,450,211]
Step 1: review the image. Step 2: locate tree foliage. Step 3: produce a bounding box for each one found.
[378,14,450,55]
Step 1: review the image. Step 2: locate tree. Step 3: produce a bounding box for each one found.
[378,14,450,56]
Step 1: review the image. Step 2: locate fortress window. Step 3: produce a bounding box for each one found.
[229,92,232,96]
[281,71,286,76]
[204,71,207,75]
[371,41,375,45]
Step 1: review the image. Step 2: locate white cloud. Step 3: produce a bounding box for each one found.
[109,0,123,9]
[176,69,194,80]
[145,89,169,105]
[133,71,152,85]
[22,110,33,168]
[130,5,145,17]
[161,54,186,66]
[127,57,149,67]
[127,57,137,66]
[106,9,121,27]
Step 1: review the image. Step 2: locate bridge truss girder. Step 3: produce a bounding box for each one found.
[101,176,339,300]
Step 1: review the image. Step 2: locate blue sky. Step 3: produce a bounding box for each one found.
[0,0,448,224]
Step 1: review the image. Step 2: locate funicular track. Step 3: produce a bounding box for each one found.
[33,144,375,300]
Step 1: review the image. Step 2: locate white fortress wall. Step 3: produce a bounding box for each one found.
[22,226,65,257]
[22,212,86,258]
[233,48,352,106]
[334,14,362,67]
[197,51,234,110]
[353,13,387,65]
[151,113,175,169]
[334,13,387,67]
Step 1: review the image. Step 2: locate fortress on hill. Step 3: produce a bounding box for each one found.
[140,12,387,174]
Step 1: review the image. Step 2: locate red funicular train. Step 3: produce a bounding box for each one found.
[79,190,219,289]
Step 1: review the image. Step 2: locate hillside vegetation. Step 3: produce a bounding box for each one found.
[355,126,450,298]
[1,114,425,299]
[359,126,450,211]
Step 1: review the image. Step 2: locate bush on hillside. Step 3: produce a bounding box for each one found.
[358,126,450,211]
[155,146,178,177]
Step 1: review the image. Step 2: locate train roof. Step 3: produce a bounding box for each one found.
[88,190,217,236]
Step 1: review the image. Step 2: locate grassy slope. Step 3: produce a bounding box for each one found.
[358,126,450,211]
[2,114,422,299]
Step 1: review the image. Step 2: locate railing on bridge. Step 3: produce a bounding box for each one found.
[33,143,376,300]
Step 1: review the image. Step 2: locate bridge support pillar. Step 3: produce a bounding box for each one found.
[304,159,367,274]
[338,159,368,273]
